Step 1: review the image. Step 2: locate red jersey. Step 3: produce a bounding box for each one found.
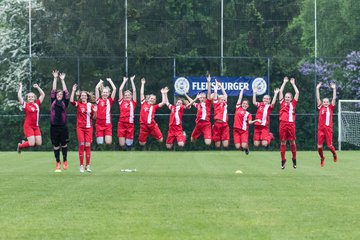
[22,100,41,127]
[318,104,334,128]
[71,101,96,128]
[234,105,253,131]
[139,99,160,124]
[119,98,136,123]
[254,102,273,127]
[168,104,184,126]
[279,99,297,122]
[194,99,211,123]
[96,97,114,125]
[213,99,228,123]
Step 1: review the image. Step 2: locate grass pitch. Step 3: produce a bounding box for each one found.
[0,151,359,240]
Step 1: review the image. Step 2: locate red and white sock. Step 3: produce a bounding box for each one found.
[85,146,91,166]
[78,145,85,166]
[280,144,286,161]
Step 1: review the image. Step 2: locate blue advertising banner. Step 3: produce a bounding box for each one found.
[173,76,268,97]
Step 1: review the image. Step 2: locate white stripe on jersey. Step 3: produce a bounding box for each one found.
[201,102,206,120]
[222,103,227,122]
[261,105,270,126]
[106,99,111,124]
[147,105,153,124]
[129,101,134,123]
[34,103,40,126]
[175,105,181,125]
[86,103,91,128]
[325,107,330,126]
[289,102,294,122]
[242,112,249,131]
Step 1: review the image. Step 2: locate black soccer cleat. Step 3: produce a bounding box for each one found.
[281,160,286,170]
[292,159,297,169]
[245,148,249,155]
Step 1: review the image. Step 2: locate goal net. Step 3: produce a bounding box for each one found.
[338,100,360,150]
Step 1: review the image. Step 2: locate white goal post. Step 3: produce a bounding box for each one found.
[338,100,360,150]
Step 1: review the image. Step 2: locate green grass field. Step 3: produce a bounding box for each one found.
[0,151,359,240]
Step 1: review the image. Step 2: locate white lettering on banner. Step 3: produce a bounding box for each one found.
[210,82,250,91]
[192,82,250,91]
[192,82,209,91]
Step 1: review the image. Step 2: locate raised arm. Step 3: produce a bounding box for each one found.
[59,73,67,91]
[316,82,322,106]
[184,92,193,102]
[219,81,227,98]
[52,70,59,91]
[140,78,146,100]
[279,76,288,100]
[186,93,199,108]
[118,77,128,100]
[271,88,280,106]
[207,74,212,100]
[70,84,77,103]
[213,80,219,100]
[18,82,24,105]
[252,86,258,105]
[330,82,336,106]
[130,75,137,102]
[237,88,245,105]
[107,78,117,99]
[33,84,45,103]
[158,87,168,108]
[95,79,103,100]
[164,87,170,106]
[290,78,299,101]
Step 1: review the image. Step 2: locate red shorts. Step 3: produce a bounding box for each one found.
[23,125,41,138]
[212,121,230,142]
[117,122,135,139]
[191,121,212,140]
[139,123,163,143]
[253,125,269,142]
[317,127,333,146]
[233,128,249,144]
[77,127,93,143]
[166,125,186,144]
[95,123,112,137]
[279,122,296,141]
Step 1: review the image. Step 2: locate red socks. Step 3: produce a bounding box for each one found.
[78,145,91,166]
[328,145,336,156]
[317,147,324,159]
[290,143,297,160]
[280,144,286,161]
[78,145,84,165]
[19,141,30,149]
[85,146,91,166]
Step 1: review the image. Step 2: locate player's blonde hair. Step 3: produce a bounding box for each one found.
[176,97,189,105]
[124,90,132,96]
[99,82,111,94]
[25,92,37,100]
[146,94,156,101]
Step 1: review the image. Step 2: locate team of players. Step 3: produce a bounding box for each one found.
[16,72,338,172]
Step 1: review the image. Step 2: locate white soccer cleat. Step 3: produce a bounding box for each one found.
[85,165,92,172]
[80,165,85,173]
